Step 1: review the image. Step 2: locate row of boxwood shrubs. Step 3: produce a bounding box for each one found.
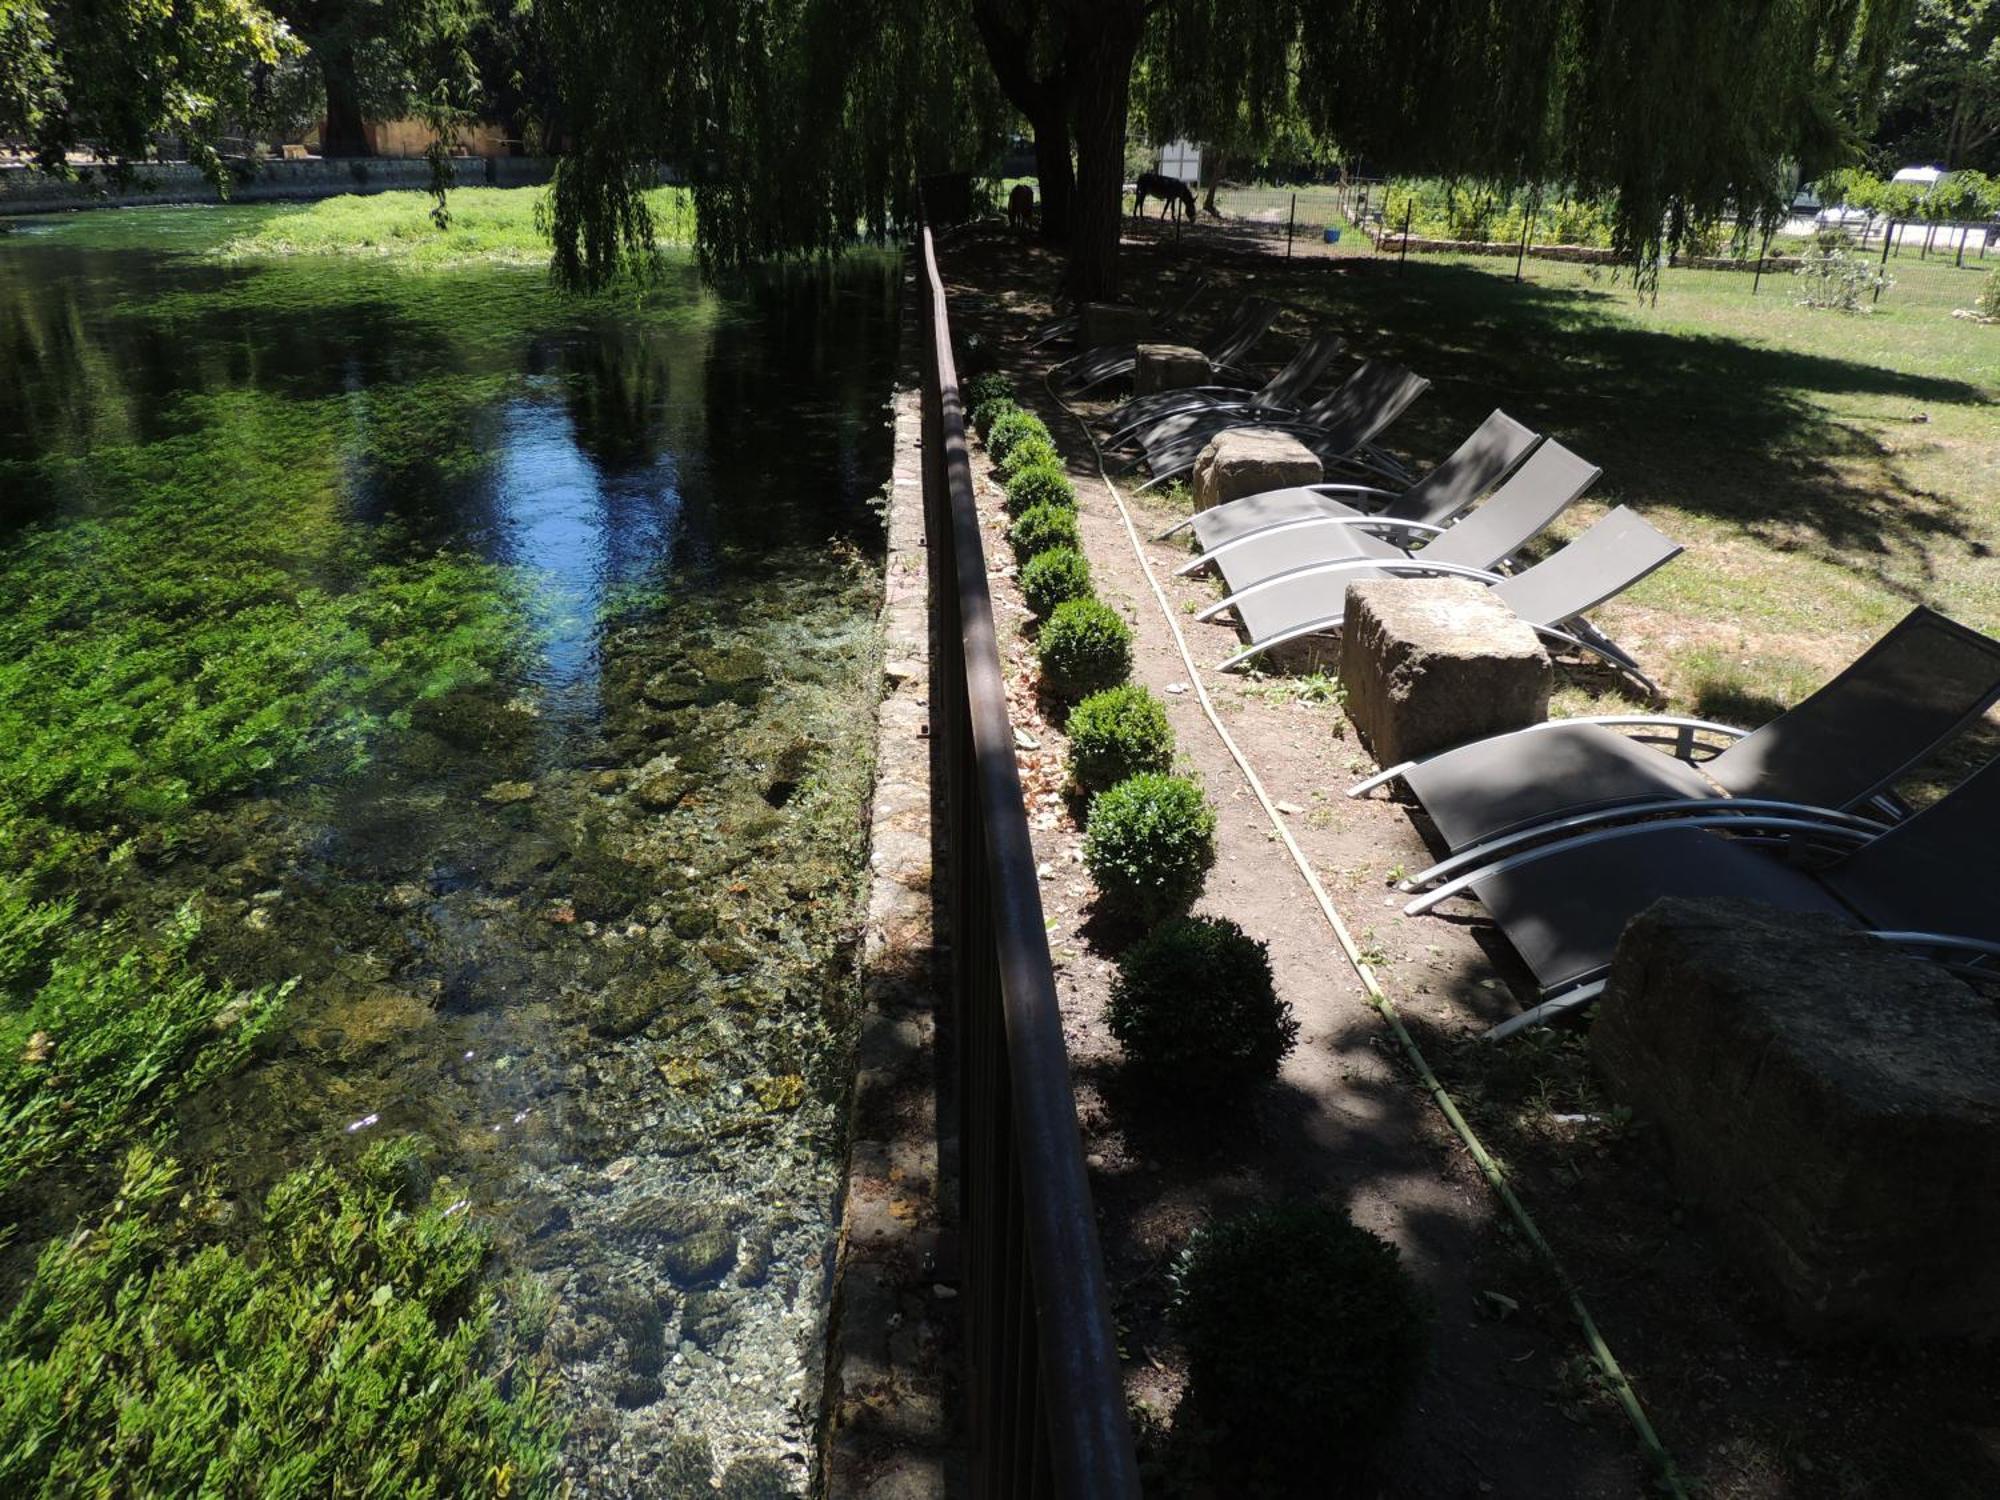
[966,371,1428,1491]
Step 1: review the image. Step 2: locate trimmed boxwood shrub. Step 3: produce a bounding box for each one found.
[972,395,1020,440]
[999,433,1061,480]
[1170,1203,1431,1488]
[1007,501,1081,564]
[1019,546,1093,617]
[1004,462,1076,517]
[1065,684,1174,793]
[964,372,1014,411]
[985,409,1050,467]
[1035,598,1132,702]
[1082,772,1215,920]
[1108,916,1295,1090]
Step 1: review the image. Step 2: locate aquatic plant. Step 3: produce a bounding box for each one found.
[1003,462,1077,517]
[1108,916,1294,1090]
[0,1139,566,1497]
[1065,683,1174,793]
[1035,598,1133,702]
[1007,499,1082,563]
[1082,772,1215,921]
[1019,546,1094,616]
[1170,1202,1430,1488]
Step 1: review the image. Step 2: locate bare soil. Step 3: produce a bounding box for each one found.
[935,217,2000,1500]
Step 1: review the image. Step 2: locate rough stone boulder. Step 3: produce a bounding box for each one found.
[1190,428,1322,512]
[1594,897,2000,1342]
[1134,342,1211,396]
[1338,579,1549,765]
[1081,301,1152,347]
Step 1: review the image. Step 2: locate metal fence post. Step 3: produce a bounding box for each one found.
[1399,201,1413,272]
[1286,191,1296,258]
[1751,223,1775,296]
[1875,222,1892,302]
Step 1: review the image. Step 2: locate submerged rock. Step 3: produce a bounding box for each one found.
[483,780,537,804]
[679,1288,738,1351]
[663,1227,738,1287]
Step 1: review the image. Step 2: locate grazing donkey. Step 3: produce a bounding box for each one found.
[1007,183,1035,230]
[1133,171,1198,224]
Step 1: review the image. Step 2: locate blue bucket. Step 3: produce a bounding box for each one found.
[1323,227,1342,244]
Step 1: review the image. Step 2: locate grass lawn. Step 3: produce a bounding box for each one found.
[1260,237,2000,743]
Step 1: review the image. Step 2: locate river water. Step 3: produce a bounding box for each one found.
[0,206,899,1494]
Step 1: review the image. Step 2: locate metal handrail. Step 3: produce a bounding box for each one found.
[915,225,1142,1499]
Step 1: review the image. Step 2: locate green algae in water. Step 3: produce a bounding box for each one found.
[0,207,900,1492]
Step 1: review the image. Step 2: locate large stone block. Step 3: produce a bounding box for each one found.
[1081,301,1153,347]
[1338,579,1549,765]
[1134,342,1211,395]
[1594,898,2000,1342]
[1190,428,1322,511]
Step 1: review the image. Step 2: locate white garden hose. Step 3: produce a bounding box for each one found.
[1043,367,1689,1500]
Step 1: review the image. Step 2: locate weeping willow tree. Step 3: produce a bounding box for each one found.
[533,0,1915,298]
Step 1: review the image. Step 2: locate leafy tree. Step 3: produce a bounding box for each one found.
[1875,0,2000,171]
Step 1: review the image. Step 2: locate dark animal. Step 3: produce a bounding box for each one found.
[1134,171,1198,224]
[1008,182,1035,231]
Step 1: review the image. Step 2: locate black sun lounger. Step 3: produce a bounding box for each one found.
[1357,607,2000,900]
[1063,296,1278,396]
[1133,359,1430,490]
[1156,409,1541,551]
[1027,277,1209,352]
[1443,750,2000,1038]
[1106,331,1347,441]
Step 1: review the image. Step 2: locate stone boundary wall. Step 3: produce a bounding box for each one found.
[0,156,553,215]
[819,260,958,1498]
[1370,231,1803,274]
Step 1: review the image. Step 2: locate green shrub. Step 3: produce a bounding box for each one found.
[1005,462,1076,517]
[1979,267,2000,320]
[971,395,1019,440]
[985,408,1050,466]
[1794,245,1892,311]
[1007,501,1081,563]
[999,432,1061,479]
[1065,683,1173,793]
[1019,547,1093,616]
[1109,917,1295,1090]
[1035,598,1132,702]
[1170,1203,1430,1489]
[964,372,1014,411]
[1082,772,1215,921]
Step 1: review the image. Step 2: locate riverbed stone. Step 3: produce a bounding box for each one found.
[680,1288,739,1351]
[1190,428,1322,511]
[663,1227,739,1287]
[1339,578,1550,766]
[1081,301,1152,346]
[1134,342,1211,395]
[1594,897,2000,1342]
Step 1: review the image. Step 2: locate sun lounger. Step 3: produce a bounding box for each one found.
[1062,296,1278,396]
[1434,751,2000,1038]
[1105,331,1347,441]
[1354,608,2000,900]
[1183,438,1598,601]
[1207,505,1681,686]
[1132,359,1430,489]
[1157,409,1540,551]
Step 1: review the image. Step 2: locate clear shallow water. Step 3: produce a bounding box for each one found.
[0,207,898,1493]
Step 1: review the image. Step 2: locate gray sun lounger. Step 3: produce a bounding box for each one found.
[1063,296,1278,396]
[1156,409,1541,550]
[1355,607,2000,898]
[1184,437,1597,599]
[1106,331,1347,442]
[1442,750,2000,1038]
[1133,359,1430,490]
[1208,505,1681,684]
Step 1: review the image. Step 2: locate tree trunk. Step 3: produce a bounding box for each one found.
[1063,9,1143,301]
[1029,108,1074,242]
[320,44,372,157]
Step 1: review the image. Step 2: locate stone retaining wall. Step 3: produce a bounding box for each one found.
[0,156,553,215]
[819,260,957,1499]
